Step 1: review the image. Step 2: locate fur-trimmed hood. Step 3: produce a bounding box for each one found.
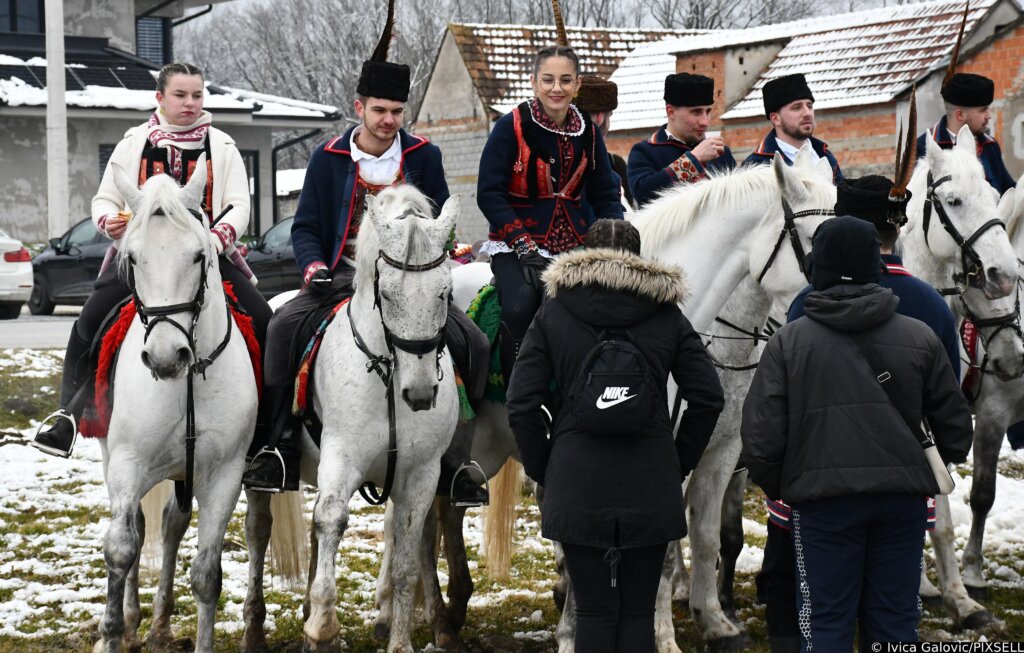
[543,247,687,304]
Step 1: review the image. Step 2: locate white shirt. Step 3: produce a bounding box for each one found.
[349,125,402,185]
[776,137,819,164]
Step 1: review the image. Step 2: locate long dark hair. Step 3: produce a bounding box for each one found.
[584,219,641,255]
[156,63,203,92]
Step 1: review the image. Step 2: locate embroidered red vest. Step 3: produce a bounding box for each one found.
[509,105,588,201]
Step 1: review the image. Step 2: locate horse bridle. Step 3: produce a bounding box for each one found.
[945,280,1024,402]
[349,247,450,506]
[755,197,833,284]
[923,171,1006,290]
[125,208,233,513]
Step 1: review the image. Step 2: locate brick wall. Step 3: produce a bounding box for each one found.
[417,116,492,243]
[959,23,1024,167]
[676,51,729,124]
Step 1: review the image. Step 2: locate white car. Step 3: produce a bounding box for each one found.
[0,227,33,319]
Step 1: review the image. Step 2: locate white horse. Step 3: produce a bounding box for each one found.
[243,186,461,653]
[95,161,258,653]
[955,182,1024,597]
[418,152,837,653]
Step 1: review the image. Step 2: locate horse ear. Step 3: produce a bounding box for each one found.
[180,153,208,213]
[364,192,386,235]
[111,163,143,212]
[792,144,815,169]
[433,194,461,249]
[772,154,807,205]
[1000,186,1022,243]
[926,129,945,174]
[955,124,977,156]
[814,156,833,182]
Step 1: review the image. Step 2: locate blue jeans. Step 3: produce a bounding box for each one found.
[791,493,925,653]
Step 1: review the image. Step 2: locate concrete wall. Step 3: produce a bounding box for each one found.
[723,43,784,108]
[416,29,493,243]
[0,112,278,243]
[66,0,137,53]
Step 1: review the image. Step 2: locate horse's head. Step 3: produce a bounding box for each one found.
[905,126,1016,300]
[750,152,837,316]
[359,187,459,411]
[113,156,213,379]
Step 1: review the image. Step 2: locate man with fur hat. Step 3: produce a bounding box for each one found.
[742,73,842,182]
[245,0,490,506]
[755,175,960,653]
[916,72,1015,195]
[742,215,972,652]
[626,72,736,208]
[574,75,634,208]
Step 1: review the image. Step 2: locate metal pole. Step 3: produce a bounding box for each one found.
[45,0,69,239]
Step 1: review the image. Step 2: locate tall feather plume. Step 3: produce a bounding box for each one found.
[552,0,569,47]
[370,0,396,63]
[942,1,970,88]
[892,86,918,198]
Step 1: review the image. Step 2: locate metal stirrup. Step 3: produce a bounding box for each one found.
[450,461,490,507]
[245,447,287,494]
[31,409,78,459]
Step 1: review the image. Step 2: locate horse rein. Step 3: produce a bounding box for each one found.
[125,207,235,513]
[923,171,1006,290]
[349,247,450,506]
[755,198,833,284]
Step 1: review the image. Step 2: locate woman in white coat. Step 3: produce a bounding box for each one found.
[33,62,272,458]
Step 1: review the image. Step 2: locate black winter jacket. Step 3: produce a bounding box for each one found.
[507,248,724,549]
[740,284,973,504]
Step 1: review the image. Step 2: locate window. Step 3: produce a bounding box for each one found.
[67,219,101,248]
[1,0,44,33]
[263,218,293,248]
[135,17,172,65]
[239,149,260,237]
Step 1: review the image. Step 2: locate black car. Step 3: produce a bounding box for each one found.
[30,217,111,315]
[246,216,301,299]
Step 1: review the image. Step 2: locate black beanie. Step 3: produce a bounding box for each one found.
[356,60,411,102]
[664,73,714,107]
[941,72,995,108]
[809,216,882,291]
[835,176,912,229]
[762,73,814,118]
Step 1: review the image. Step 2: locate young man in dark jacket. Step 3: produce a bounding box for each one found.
[741,216,973,652]
[507,219,724,653]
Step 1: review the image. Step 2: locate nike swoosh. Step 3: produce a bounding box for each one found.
[595,394,638,409]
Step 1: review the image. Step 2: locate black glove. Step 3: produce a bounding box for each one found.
[307,268,334,297]
[518,250,550,292]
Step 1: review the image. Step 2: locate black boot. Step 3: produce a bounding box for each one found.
[33,324,92,458]
[498,322,520,389]
[242,385,301,492]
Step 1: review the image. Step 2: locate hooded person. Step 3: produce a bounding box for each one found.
[626,72,736,208]
[244,0,491,506]
[741,215,973,652]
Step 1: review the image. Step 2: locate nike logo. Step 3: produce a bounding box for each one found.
[596,394,638,409]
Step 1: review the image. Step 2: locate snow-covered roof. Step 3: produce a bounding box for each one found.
[608,36,707,132]
[276,168,305,196]
[445,23,697,115]
[0,55,341,121]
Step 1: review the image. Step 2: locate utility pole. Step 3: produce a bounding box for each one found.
[45,0,69,238]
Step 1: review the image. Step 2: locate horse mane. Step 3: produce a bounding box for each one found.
[631,164,834,255]
[354,184,438,291]
[116,174,211,277]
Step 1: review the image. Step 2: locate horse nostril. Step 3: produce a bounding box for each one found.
[177,348,192,367]
[141,351,152,369]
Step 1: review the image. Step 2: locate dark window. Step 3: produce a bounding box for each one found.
[67,219,101,248]
[135,17,172,66]
[99,144,115,179]
[2,0,44,32]
[263,218,293,247]
[239,149,260,237]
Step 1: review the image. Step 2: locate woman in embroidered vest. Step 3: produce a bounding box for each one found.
[477,43,624,380]
[32,63,272,459]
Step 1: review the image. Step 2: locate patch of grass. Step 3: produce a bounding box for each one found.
[0,350,62,431]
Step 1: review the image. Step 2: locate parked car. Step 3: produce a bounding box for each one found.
[0,227,33,319]
[30,218,110,315]
[245,216,301,299]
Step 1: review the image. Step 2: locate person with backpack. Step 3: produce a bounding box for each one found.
[506,219,724,653]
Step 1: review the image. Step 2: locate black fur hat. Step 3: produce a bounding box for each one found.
[835,176,912,229]
[664,73,714,107]
[941,72,994,108]
[762,73,814,118]
[356,0,410,102]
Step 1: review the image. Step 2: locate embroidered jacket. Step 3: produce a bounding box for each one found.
[741,130,843,183]
[626,126,736,208]
[916,116,1016,196]
[290,127,449,278]
[477,100,624,253]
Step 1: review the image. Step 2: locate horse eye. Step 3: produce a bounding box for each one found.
[947,197,963,207]
[193,251,204,263]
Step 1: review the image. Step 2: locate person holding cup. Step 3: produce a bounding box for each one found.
[626,73,735,208]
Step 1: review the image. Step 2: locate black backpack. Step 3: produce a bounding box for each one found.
[569,328,659,437]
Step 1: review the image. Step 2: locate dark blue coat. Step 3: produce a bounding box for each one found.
[477,107,623,248]
[627,126,736,208]
[741,130,843,183]
[291,127,449,275]
[916,116,1015,196]
[787,255,960,379]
